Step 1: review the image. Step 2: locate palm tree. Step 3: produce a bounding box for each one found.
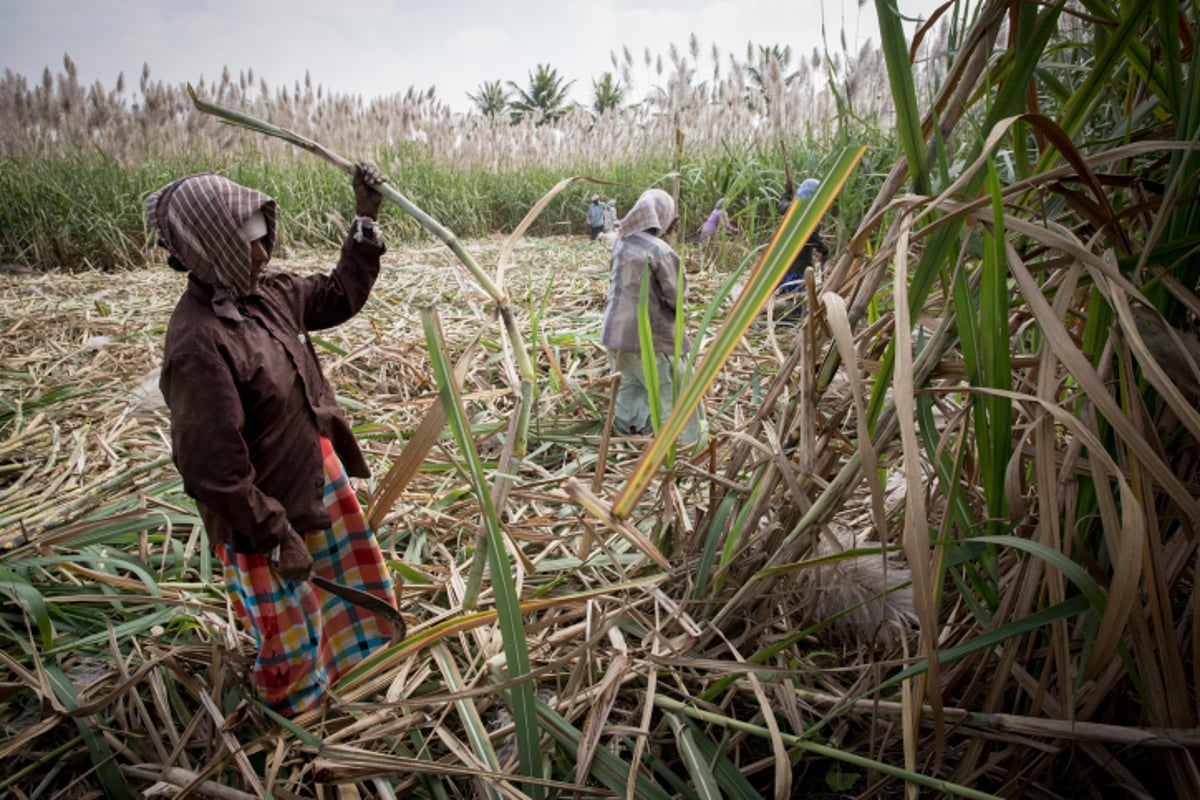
[745,44,800,108]
[507,64,574,124]
[591,71,624,114]
[467,80,509,118]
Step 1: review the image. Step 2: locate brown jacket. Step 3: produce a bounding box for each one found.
[160,233,383,553]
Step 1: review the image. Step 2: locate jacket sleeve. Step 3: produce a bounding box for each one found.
[653,247,683,312]
[161,345,291,552]
[298,230,384,331]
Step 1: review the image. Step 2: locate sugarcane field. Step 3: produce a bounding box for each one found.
[3,1,1200,798]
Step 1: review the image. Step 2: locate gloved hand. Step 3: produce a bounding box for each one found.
[353,161,387,220]
[271,526,314,582]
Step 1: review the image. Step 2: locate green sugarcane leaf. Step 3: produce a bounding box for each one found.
[677,716,762,800]
[876,0,929,195]
[309,335,347,356]
[45,663,136,799]
[422,307,542,800]
[431,644,504,800]
[534,695,676,800]
[871,595,1093,697]
[637,258,663,434]
[0,566,54,651]
[692,493,739,600]
[979,160,1012,534]
[665,713,722,800]
[45,606,176,656]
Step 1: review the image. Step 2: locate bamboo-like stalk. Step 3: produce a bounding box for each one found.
[119,766,258,800]
[187,86,509,304]
[429,644,504,800]
[186,88,540,517]
[794,687,1200,748]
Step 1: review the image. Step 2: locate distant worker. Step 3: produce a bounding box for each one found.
[603,198,618,232]
[601,188,698,441]
[698,198,738,244]
[586,194,606,240]
[776,178,829,296]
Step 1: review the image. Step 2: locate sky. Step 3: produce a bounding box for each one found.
[0,0,946,114]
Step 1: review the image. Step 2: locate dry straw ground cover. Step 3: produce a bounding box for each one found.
[4,235,881,798]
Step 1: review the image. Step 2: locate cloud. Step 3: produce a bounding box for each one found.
[0,0,947,112]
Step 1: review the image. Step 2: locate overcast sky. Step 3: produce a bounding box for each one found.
[1,0,945,113]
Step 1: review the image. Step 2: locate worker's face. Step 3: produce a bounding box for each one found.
[248,238,270,291]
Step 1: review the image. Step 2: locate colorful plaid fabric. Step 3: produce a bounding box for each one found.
[215,434,398,718]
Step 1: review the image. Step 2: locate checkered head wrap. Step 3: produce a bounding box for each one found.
[619,188,676,239]
[146,174,276,297]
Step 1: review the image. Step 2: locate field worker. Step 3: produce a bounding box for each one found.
[149,163,400,718]
[776,177,830,296]
[586,194,606,240]
[601,188,699,441]
[698,198,739,244]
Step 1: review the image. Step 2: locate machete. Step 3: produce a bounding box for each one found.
[311,575,406,644]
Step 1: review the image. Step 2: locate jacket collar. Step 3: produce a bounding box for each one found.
[186,274,245,323]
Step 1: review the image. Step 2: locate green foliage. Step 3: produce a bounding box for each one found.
[0,137,878,270]
[825,763,861,793]
[591,71,625,115]
[467,79,510,118]
[507,63,575,125]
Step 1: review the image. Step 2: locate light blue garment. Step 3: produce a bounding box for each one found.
[608,350,699,443]
[586,201,606,227]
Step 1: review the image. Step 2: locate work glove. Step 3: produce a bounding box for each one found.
[353,161,387,220]
[270,526,314,582]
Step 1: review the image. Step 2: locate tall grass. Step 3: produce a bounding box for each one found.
[0,28,949,269]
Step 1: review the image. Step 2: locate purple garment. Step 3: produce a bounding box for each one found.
[698,206,737,243]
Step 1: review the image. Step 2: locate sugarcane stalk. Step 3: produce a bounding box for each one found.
[187,86,539,517]
[187,86,507,304]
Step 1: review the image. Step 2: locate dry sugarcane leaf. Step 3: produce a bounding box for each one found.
[367,331,482,530]
[888,219,945,755]
[562,478,670,570]
[575,637,629,781]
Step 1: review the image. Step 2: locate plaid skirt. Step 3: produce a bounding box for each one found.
[215,434,398,718]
